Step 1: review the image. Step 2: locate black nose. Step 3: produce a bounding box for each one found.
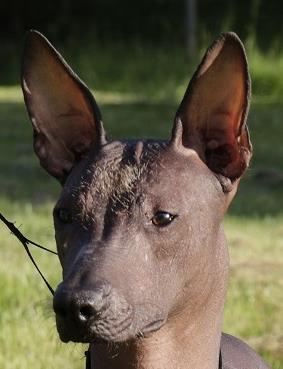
[53,281,110,323]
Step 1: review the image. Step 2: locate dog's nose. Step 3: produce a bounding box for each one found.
[53,281,110,323]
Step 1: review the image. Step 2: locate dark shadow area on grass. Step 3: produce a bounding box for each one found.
[0,101,282,217]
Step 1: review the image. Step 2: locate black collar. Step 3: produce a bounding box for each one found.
[85,350,91,369]
[219,349,223,368]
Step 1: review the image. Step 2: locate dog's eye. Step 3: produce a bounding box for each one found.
[56,208,72,224]
[151,211,176,227]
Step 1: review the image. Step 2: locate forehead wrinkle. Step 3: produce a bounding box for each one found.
[67,141,168,217]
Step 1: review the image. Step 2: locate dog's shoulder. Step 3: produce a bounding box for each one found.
[220,333,271,369]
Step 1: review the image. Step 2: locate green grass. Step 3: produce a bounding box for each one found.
[59,42,283,105]
[5,39,283,104]
[0,85,282,369]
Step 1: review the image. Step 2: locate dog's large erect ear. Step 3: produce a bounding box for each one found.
[172,32,251,182]
[22,30,106,183]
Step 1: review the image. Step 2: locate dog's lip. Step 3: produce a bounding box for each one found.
[57,316,134,344]
[59,319,167,344]
[56,311,167,343]
[58,329,107,344]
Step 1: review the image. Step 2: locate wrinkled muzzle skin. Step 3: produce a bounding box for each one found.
[52,142,227,343]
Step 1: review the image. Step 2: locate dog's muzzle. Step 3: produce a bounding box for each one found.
[53,280,134,343]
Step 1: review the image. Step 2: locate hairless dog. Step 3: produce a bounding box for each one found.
[22,30,271,369]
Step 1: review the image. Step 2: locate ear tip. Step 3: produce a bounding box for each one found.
[22,30,56,72]
[25,29,43,41]
[22,30,55,89]
[217,32,246,54]
[26,29,43,36]
[221,31,242,41]
[206,32,249,76]
[24,30,50,52]
[199,32,249,80]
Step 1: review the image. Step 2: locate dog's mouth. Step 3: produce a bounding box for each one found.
[56,314,167,344]
[56,310,134,343]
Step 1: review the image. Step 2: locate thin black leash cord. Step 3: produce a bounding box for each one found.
[0,212,91,368]
[0,212,56,295]
[1,211,223,369]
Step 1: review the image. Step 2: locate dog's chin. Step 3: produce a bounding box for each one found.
[57,317,167,344]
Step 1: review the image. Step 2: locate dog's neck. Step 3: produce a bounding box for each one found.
[90,235,229,369]
[91,313,222,369]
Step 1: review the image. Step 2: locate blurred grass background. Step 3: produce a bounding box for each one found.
[0,1,283,368]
